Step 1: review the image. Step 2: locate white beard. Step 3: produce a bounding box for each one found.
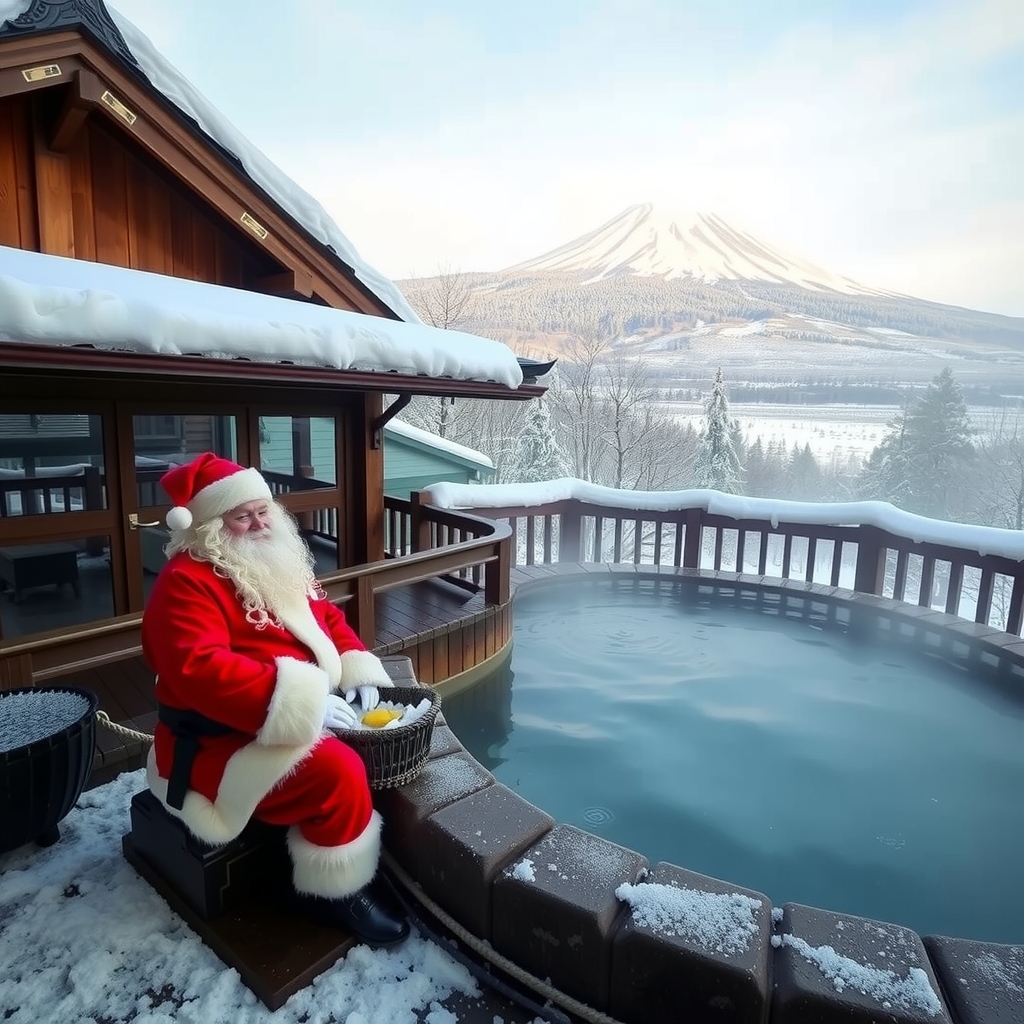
[183,506,319,626]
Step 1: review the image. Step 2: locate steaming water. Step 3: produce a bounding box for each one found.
[443,579,1024,943]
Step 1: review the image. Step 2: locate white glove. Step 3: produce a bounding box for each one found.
[344,685,381,711]
[323,693,359,730]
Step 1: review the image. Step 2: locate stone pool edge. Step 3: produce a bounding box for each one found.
[375,564,1024,1024]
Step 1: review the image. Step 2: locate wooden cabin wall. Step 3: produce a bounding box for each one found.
[0,90,277,288]
[0,93,39,250]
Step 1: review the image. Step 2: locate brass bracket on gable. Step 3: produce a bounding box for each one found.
[371,393,412,449]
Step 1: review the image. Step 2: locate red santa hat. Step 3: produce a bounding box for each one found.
[161,452,273,531]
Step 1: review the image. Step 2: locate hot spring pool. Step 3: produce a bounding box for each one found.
[442,577,1024,944]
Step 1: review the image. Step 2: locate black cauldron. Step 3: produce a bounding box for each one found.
[0,686,97,854]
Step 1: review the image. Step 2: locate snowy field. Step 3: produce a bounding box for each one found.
[659,402,1012,463]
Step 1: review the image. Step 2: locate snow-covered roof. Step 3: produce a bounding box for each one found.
[0,245,524,388]
[0,0,420,323]
[386,418,494,470]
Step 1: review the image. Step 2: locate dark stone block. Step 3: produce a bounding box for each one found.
[375,752,494,872]
[491,824,648,1010]
[609,861,772,1024]
[411,784,554,939]
[427,722,464,760]
[772,903,952,1024]
[923,935,1024,1024]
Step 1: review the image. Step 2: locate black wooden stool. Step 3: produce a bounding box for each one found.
[123,789,358,1009]
[124,789,285,920]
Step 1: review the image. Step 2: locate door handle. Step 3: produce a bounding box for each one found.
[128,513,162,530]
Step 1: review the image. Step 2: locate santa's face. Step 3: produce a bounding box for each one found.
[212,500,315,612]
[222,500,273,538]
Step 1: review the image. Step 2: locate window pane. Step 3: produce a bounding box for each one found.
[0,535,114,639]
[132,414,237,506]
[259,416,337,492]
[0,413,106,517]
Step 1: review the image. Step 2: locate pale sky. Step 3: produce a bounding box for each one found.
[103,0,1024,316]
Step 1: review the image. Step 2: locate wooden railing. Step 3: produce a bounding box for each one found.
[319,499,510,646]
[0,498,511,688]
[0,467,103,517]
[442,496,1024,637]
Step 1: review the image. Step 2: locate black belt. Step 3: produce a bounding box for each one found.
[158,703,233,811]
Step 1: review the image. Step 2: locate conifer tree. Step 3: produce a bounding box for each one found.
[859,367,974,519]
[511,397,568,483]
[693,367,743,492]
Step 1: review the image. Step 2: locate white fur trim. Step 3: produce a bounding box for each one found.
[338,649,394,688]
[274,600,343,688]
[165,506,193,531]
[146,740,314,846]
[188,466,272,526]
[257,656,330,747]
[287,811,382,898]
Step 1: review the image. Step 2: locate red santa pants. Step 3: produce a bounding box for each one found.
[252,735,372,848]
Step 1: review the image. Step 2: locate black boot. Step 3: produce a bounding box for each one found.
[293,883,409,948]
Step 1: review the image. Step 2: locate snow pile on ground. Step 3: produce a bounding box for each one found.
[0,769,490,1024]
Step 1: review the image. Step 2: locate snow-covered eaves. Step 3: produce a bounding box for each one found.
[0,0,419,323]
[425,478,1024,562]
[386,418,494,470]
[0,246,527,394]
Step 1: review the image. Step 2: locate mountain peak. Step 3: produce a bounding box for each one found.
[505,203,882,296]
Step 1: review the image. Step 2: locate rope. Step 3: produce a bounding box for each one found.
[383,850,628,1024]
[95,710,154,743]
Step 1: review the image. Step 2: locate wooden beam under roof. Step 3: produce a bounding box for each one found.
[0,342,546,401]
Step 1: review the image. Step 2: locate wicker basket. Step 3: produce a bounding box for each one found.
[336,685,441,789]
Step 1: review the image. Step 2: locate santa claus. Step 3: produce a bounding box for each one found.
[141,452,408,946]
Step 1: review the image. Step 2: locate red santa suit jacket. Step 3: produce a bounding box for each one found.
[141,551,390,845]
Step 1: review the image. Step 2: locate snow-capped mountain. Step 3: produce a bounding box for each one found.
[505,203,887,296]
[399,203,1024,388]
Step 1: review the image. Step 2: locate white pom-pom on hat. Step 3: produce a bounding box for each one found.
[166,506,193,531]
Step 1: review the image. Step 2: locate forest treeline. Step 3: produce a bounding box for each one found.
[400,270,1024,351]
[395,272,1024,532]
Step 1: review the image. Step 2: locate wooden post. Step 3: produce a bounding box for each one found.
[853,525,887,595]
[558,503,583,562]
[1007,575,1024,636]
[83,465,105,556]
[410,491,431,554]
[682,508,702,569]
[355,575,375,649]
[485,533,511,606]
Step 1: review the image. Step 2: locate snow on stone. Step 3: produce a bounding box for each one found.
[616,881,762,956]
[0,0,420,325]
[775,933,943,1016]
[0,690,91,753]
[0,246,523,388]
[424,479,1024,561]
[510,858,537,882]
[389,419,494,468]
[972,949,1024,994]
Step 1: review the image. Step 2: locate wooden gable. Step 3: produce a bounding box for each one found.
[0,1,392,314]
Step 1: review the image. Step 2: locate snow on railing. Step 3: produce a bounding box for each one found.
[419,480,1024,636]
